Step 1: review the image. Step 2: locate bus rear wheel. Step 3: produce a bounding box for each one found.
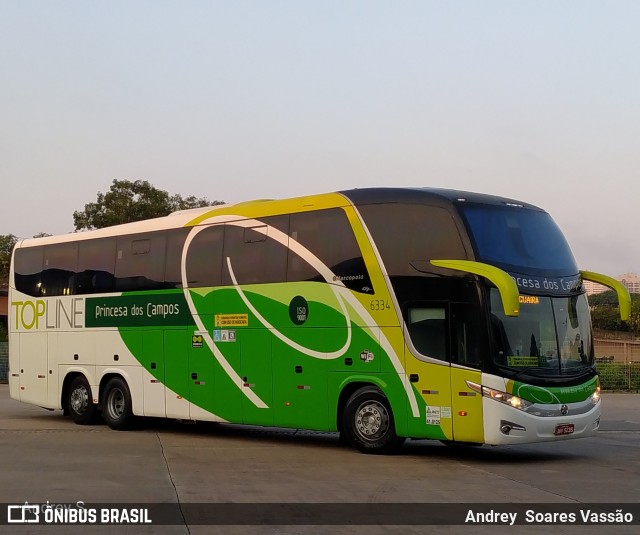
[102,377,134,430]
[67,376,97,425]
[343,386,405,454]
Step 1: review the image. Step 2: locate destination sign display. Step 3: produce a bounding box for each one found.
[508,272,583,296]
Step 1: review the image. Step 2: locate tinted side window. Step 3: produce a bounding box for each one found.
[407,307,448,361]
[186,225,224,288]
[450,303,483,368]
[14,246,44,297]
[165,228,190,288]
[357,204,466,276]
[115,233,166,292]
[406,302,485,368]
[221,216,289,286]
[288,209,372,294]
[76,238,116,294]
[42,243,78,296]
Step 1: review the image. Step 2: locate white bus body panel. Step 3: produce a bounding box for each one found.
[18,332,49,407]
[8,332,21,401]
[142,367,166,418]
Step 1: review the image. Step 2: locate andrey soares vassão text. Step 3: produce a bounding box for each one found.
[465,508,634,525]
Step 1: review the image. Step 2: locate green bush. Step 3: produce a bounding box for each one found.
[597,363,640,392]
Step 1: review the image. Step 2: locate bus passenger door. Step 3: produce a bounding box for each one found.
[142,330,165,418]
[188,328,218,421]
[240,329,273,426]
[18,332,48,406]
[404,305,453,441]
[449,303,484,444]
[164,330,190,420]
[273,328,329,431]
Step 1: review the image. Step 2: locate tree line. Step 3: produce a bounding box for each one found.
[589,290,640,336]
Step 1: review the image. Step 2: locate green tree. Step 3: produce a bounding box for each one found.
[0,234,18,283]
[73,179,224,230]
[589,290,640,335]
[587,290,618,307]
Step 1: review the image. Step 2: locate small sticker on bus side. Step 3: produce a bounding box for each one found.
[426,406,441,425]
[192,334,203,348]
[214,314,248,327]
[507,356,539,367]
[213,330,236,342]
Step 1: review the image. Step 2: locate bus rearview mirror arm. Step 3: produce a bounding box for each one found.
[580,270,631,321]
[430,260,520,317]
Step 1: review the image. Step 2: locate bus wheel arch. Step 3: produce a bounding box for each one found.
[100,375,135,430]
[340,384,405,454]
[64,374,98,425]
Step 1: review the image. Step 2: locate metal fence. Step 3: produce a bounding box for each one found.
[0,341,7,383]
[594,338,640,363]
[596,363,640,392]
[593,338,640,391]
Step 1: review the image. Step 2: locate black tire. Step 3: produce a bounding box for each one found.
[67,376,98,425]
[343,386,405,454]
[102,377,135,430]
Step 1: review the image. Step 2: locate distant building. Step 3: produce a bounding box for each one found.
[619,273,640,295]
[583,280,608,296]
[583,273,640,296]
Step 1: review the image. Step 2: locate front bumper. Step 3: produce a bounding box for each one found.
[482,397,601,445]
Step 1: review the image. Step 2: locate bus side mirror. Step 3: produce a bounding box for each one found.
[580,271,631,321]
[430,260,520,317]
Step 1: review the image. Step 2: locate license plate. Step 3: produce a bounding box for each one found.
[554,423,575,436]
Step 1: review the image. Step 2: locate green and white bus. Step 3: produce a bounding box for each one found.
[8,188,630,453]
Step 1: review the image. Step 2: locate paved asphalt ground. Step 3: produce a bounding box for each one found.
[1,385,639,534]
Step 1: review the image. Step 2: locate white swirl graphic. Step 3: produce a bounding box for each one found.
[181,214,419,417]
[516,384,560,404]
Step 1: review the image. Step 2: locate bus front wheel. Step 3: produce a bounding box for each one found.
[67,376,98,425]
[102,377,134,430]
[343,386,405,454]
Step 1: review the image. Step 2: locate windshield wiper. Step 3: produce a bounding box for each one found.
[495,364,554,382]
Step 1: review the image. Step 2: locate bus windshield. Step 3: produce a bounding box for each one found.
[460,204,577,276]
[489,289,594,376]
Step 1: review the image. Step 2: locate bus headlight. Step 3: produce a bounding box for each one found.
[466,381,532,411]
[590,383,601,405]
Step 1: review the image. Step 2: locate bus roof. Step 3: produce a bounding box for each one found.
[15,187,544,248]
[339,187,544,211]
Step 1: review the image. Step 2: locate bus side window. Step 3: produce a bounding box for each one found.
[407,307,447,361]
[288,209,373,294]
[356,203,466,277]
[14,246,44,297]
[221,216,288,286]
[186,225,224,288]
[451,304,483,368]
[42,243,78,296]
[115,233,166,292]
[76,238,116,294]
[164,228,190,288]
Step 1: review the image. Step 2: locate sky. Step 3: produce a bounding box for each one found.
[1,1,639,277]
